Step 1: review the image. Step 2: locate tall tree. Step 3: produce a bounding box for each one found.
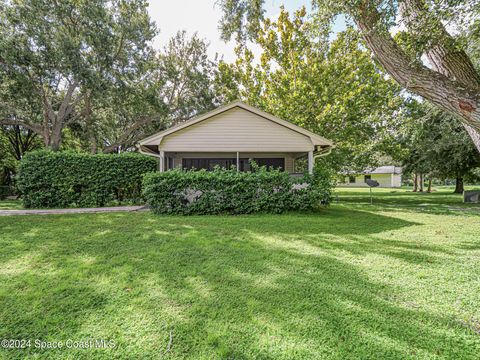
[0,126,41,161]
[395,101,480,193]
[93,31,219,153]
[0,125,42,187]
[218,0,480,152]
[216,8,402,170]
[0,0,156,150]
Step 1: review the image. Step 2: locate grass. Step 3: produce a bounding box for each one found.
[0,199,23,210]
[0,188,479,359]
[335,186,480,214]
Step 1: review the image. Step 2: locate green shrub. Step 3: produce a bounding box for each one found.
[143,166,333,215]
[0,185,15,200]
[17,151,157,208]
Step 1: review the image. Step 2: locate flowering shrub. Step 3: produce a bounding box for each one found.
[143,166,333,215]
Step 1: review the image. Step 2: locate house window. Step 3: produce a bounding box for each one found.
[349,175,356,184]
[182,158,285,171]
[364,175,371,183]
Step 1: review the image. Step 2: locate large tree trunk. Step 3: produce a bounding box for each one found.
[427,178,432,193]
[8,80,81,151]
[418,173,424,192]
[1,80,84,150]
[413,173,418,192]
[49,124,63,151]
[353,1,480,152]
[398,0,480,152]
[83,92,97,154]
[42,109,50,148]
[462,125,480,152]
[398,0,480,87]
[47,82,79,151]
[454,177,464,194]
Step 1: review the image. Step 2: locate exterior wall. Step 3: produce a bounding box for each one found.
[391,174,402,187]
[167,152,297,173]
[338,173,400,188]
[159,107,314,152]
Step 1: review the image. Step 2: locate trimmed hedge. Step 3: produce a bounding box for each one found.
[143,166,333,215]
[0,185,15,200]
[17,151,157,208]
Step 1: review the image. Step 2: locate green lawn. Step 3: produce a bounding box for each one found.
[335,186,480,210]
[0,199,23,210]
[0,188,479,359]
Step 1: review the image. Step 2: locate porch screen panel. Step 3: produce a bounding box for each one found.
[182,158,209,170]
[182,158,237,171]
[253,158,285,170]
[182,158,285,171]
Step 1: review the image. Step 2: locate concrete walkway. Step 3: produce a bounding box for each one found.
[0,206,148,216]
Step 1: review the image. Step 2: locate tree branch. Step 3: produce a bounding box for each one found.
[102,116,154,153]
[0,118,43,134]
[24,69,57,123]
[352,1,480,134]
[57,80,79,121]
[397,0,480,151]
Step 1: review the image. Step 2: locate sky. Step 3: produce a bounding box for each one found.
[148,0,346,63]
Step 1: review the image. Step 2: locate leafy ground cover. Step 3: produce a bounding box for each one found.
[0,187,479,359]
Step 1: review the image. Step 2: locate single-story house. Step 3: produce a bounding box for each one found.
[338,166,402,188]
[138,101,334,174]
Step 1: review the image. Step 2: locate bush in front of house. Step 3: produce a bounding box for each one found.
[17,151,157,208]
[0,185,14,200]
[143,165,333,215]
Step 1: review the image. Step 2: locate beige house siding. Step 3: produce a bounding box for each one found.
[285,156,294,173]
[338,173,402,188]
[391,174,402,187]
[159,107,314,152]
[139,101,335,174]
[168,152,297,173]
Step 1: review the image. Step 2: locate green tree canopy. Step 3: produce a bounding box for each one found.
[0,2,219,155]
[0,0,156,150]
[219,0,480,152]
[393,101,480,192]
[92,31,219,153]
[216,8,403,170]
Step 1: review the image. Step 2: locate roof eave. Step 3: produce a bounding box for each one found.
[137,100,335,147]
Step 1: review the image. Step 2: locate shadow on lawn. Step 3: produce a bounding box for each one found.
[335,189,480,216]
[0,209,478,359]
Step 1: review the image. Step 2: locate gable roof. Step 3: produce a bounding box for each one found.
[340,166,403,175]
[138,101,334,148]
[369,166,402,175]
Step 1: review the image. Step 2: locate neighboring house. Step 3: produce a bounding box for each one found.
[338,166,403,188]
[138,101,334,174]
